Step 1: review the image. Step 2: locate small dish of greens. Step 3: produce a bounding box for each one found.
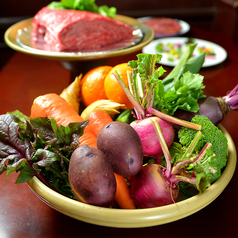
[142,37,227,67]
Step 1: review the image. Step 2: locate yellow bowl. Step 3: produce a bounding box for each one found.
[4,15,154,62]
[27,125,236,228]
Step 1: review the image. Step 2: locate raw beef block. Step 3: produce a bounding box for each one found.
[31,7,135,52]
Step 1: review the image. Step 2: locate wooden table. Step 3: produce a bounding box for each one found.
[1,4,238,238]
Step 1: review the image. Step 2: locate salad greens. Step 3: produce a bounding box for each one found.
[154,70,205,115]
[0,110,88,198]
[48,0,117,18]
[114,43,206,118]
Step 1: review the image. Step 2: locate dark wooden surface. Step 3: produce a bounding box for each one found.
[0,1,238,237]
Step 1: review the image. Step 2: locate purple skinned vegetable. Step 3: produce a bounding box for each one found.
[131,164,179,208]
[130,116,175,163]
[174,84,238,126]
[131,120,212,208]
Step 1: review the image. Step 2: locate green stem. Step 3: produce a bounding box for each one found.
[151,118,172,179]
[170,174,197,185]
[194,142,212,164]
[183,131,202,156]
[171,157,195,175]
[171,131,202,175]
[113,71,145,119]
[147,106,201,130]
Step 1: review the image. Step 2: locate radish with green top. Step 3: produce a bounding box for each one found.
[130,117,174,161]
[113,51,202,161]
[130,119,214,208]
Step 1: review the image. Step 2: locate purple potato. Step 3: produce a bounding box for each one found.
[97,121,143,177]
[68,145,116,207]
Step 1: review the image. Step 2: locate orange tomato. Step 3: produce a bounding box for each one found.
[104,63,133,109]
[80,66,112,107]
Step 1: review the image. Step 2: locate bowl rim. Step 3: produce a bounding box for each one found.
[27,125,237,228]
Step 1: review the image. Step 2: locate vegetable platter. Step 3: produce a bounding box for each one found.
[1,40,237,227]
[27,127,236,228]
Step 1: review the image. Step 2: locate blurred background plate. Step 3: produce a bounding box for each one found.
[137,17,190,38]
[142,37,227,67]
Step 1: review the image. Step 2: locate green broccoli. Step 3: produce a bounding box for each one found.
[178,115,228,183]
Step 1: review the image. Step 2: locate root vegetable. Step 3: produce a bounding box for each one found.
[30,93,97,148]
[60,75,82,113]
[174,84,238,126]
[114,173,136,209]
[131,120,213,208]
[97,121,143,177]
[131,164,179,208]
[69,145,116,207]
[130,117,174,161]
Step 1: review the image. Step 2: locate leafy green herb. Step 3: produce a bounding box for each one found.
[0,110,88,198]
[152,43,206,115]
[48,0,117,18]
[128,53,166,110]
[113,54,163,119]
[114,47,206,119]
[153,71,205,115]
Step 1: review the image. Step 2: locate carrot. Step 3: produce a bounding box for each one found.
[114,173,136,209]
[86,110,136,209]
[86,110,113,136]
[30,93,97,148]
[77,127,97,148]
[31,95,136,208]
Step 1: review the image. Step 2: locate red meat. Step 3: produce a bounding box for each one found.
[31,7,135,52]
[145,18,182,35]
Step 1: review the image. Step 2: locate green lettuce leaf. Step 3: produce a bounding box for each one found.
[48,0,117,18]
[153,45,206,115]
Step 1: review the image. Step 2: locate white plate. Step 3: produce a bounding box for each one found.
[137,17,190,38]
[142,37,227,67]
